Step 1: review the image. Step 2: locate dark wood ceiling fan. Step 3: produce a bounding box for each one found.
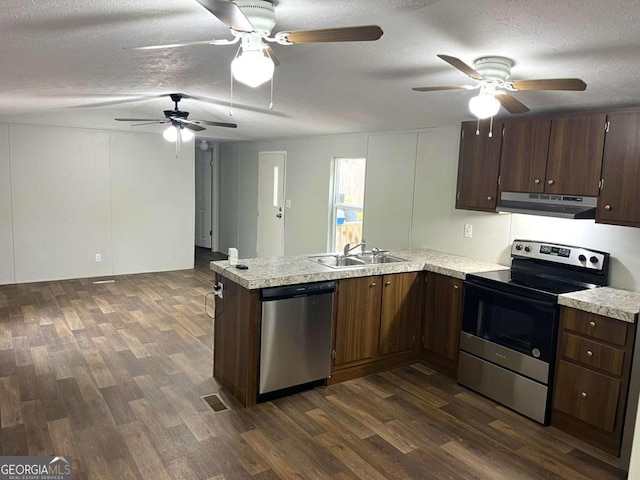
[412,54,587,114]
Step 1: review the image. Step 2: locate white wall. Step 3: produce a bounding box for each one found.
[110,132,194,275]
[0,123,195,285]
[11,125,113,283]
[0,125,14,284]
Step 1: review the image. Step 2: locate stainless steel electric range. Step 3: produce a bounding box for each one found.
[458,239,610,424]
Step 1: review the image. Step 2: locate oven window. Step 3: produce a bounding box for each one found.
[462,283,556,362]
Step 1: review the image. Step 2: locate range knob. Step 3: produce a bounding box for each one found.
[578,254,587,262]
[515,244,523,251]
[524,245,532,252]
[589,256,599,264]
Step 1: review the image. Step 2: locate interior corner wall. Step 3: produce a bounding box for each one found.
[10,124,113,283]
[110,132,194,274]
[410,128,512,264]
[0,125,14,284]
[237,142,259,259]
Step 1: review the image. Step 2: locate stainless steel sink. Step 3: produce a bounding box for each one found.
[309,253,407,269]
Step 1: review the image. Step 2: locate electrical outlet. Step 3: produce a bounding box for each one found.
[95,253,102,262]
[464,224,473,238]
[286,199,292,208]
[213,282,224,299]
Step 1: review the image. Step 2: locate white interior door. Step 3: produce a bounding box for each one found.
[195,148,212,248]
[257,151,286,257]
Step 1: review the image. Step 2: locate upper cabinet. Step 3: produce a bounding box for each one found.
[499,113,606,196]
[499,118,551,192]
[545,113,606,196]
[456,119,502,212]
[597,111,640,227]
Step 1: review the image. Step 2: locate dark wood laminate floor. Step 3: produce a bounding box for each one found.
[0,249,627,479]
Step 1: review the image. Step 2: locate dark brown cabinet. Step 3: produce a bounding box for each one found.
[379,272,421,355]
[498,113,606,196]
[456,119,502,212]
[422,272,464,378]
[499,117,551,192]
[552,307,636,456]
[333,272,421,371]
[546,113,606,196]
[597,111,640,227]
[333,275,382,366]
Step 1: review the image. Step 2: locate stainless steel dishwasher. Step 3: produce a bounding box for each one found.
[259,281,335,396]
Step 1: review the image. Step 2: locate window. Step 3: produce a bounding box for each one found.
[332,157,366,253]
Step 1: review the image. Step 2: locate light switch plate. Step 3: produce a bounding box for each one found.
[464,224,473,238]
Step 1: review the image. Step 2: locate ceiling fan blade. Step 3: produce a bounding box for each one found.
[511,78,587,91]
[495,93,530,114]
[264,45,280,66]
[437,54,483,81]
[182,123,207,132]
[197,120,238,128]
[132,121,167,127]
[283,25,383,44]
[114,118,164,122]
[412,86,472,92]
[128,39,216,51]
[194,0,254,33]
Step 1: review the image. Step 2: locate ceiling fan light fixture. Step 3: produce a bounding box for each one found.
[163,125,178,142]
[469,92,501,119]
[231,49,275,88]
[180,127,195,142]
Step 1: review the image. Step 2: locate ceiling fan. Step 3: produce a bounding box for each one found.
[131,0,384,88]
[413,55,587,119]
[115,93,237,142]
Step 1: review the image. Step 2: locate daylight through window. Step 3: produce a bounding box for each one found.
[332,157,366,253]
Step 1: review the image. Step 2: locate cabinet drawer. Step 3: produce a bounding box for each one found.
[560,333,624,376]
[561,308,628,346]
[553,360,620,432]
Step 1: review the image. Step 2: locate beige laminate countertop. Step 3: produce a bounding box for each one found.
[210,248,508,290]
[210,249,640,324]
[558,287,640,323]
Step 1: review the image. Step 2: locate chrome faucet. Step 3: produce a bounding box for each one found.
[343,240,366,256]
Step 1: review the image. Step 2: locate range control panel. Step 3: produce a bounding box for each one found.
[511,240,608,271]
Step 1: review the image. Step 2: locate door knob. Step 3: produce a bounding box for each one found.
[276,213,282,218]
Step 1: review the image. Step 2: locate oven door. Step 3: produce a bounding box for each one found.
[461,280,558,363]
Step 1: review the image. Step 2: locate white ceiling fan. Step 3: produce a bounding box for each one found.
[131,0,384,88]
[413,55,587,119]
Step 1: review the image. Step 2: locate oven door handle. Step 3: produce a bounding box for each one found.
[465,281,556,309]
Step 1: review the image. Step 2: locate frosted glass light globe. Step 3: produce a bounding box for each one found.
[469,93,501,119]
[180,127,195,142]
[231,50,275,88]
[163,125,178,142]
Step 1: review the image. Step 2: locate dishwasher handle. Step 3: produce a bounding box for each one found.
[260,281,335,301]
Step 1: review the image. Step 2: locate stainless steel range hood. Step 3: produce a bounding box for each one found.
[497,192,597,219]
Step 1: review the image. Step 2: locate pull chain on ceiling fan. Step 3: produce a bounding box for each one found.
[413,54,587,120]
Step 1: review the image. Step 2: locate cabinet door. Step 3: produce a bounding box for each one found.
[379,272,420,355]
[423,272,463,361]
[546,113,606,195]
[334,276,382,366]
[499,118,551,193]
[553,360,620,432]
[597,112,640,226]
[456,120,502,212]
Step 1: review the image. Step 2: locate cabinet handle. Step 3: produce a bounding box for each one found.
[487,196,493,201]
[589,321,596,328]
[385,281,391,286]
[604,204,612,211]
[547,179,554,185]
[370,282,376,288]
[454,285,459,289]
[581,392,588,399]
[586,350,593,357]
[534,178,541,184]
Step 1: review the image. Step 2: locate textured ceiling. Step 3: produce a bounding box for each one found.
[2,0,640,141]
